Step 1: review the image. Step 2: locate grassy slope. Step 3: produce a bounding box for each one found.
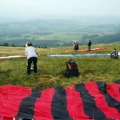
[0,43,120,90]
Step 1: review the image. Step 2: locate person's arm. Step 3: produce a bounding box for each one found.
[34,47,38,56]
[88,42,89,46]
[116,50,118,55]
[111,50,113,54]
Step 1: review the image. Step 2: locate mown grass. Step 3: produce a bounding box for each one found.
[0,43,120,90]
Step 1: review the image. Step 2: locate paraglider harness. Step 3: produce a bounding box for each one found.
[63,59,80,77]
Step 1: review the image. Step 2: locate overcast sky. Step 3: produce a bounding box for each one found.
[0,0,120,19]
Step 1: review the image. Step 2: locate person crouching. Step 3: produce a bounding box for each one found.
[110,48,118,59]
[25,42,38,75]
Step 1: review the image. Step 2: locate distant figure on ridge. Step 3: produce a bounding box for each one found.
[110,48,118,59]
[73,40,79,52]
[88,39,92,51]
[25,42,38,75]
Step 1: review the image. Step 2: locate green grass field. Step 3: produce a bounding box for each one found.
[0,43,120,90]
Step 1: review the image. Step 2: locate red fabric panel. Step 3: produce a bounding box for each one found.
[106,83,120,101]
[85,82,120,119]
[0,85,32,117]
[0,117,13,120]
[65,47,106,53]
[65,86,90,120]
[0,56,26,60]
[34,88,55,120]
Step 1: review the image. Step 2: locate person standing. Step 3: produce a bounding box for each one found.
[73,41,79,52]
[25,42,38,75]
[88,40,92,51]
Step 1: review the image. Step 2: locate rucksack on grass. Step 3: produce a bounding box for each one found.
[63,59,80,77]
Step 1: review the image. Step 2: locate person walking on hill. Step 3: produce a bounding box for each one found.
[25,42,38,75]
[88,40,92,51]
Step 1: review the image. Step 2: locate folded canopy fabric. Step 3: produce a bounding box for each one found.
[65,47,106,53]
[47,53,110,58]
[0,55,26,60]
[0,55,40,60]
[0,80,120,120]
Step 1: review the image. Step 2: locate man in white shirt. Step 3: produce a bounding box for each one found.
[25,42,38,75]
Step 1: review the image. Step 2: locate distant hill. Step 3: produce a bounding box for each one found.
[92,32,120,44]
[0,17,120,47]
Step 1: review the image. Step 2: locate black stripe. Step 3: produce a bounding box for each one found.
[15,89,41,119]
[96,82,120,113]
[74,83,106,119]
[104,93,120,112]
[51,87,73,120]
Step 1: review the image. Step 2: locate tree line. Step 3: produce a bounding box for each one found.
[0,32,120,47]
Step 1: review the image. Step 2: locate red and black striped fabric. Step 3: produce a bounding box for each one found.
[0,81,120,120]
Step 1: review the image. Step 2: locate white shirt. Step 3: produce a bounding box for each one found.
[25,46,38,59]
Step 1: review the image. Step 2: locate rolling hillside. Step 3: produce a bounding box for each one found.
[0,18,120,47]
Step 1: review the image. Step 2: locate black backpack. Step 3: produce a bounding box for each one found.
[63,59,80,77]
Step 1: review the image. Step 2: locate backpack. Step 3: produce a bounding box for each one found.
[63,59,80,77]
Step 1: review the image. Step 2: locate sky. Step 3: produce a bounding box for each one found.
[0,0,120,20]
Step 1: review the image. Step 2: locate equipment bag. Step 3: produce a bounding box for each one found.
[63,59,80,77]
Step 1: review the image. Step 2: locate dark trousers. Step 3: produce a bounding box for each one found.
[88,46,91,51]
[27,57,37,74]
